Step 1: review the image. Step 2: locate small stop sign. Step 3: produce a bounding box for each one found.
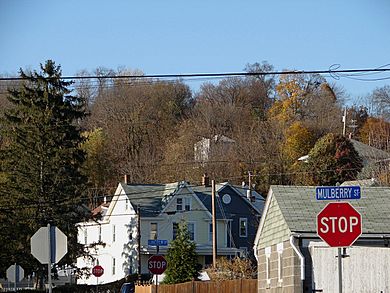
[148,255,167,275]
[317,202,362,247]
[92,265,104,277]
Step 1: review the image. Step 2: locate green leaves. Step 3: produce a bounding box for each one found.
[163,221,201,284]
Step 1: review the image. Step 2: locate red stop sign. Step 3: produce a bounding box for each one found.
[92,265,104,277]
[148,255,167,275]
[317,202,362,247]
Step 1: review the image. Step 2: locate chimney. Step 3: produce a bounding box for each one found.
[124,174,131,184]
[348,132,353,139]
[202,174,210,187]
[242,181,246,187]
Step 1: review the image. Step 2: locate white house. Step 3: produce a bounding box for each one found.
[77,177,263,285]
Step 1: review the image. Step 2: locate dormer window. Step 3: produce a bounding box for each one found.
[176,198,183,211]
[184,198,191,211]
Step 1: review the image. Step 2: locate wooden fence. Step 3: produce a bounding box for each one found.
[136,279,257,293]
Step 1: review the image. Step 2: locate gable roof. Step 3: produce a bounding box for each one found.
[255,185,390,250]
[264,185,390,234]
[192,182,264,218]
[350,139,390,163]
[121,182,180,217]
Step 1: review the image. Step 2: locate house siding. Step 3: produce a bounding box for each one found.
[258,197,290,249]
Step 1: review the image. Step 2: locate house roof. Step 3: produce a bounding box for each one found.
[119,181,262,219]
[268,185,390,234]
[192,183,264,218]
[121,182,180,217]
[350,139,390,163]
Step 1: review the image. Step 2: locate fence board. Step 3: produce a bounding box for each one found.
[148,279,257,293]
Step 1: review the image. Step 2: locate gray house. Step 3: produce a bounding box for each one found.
[254,185,390,293]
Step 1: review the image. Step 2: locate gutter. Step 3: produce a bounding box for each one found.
[290,235,305,281]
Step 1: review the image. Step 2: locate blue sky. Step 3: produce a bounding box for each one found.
[0,0,389,101]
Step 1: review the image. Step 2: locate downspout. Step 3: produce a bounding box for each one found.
[290,235,305,290]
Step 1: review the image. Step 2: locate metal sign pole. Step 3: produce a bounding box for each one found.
[96,277,98,293]
[338,248,342,293]
[155,274,158,293]
[47,223,52,293]
[14,263,17,292]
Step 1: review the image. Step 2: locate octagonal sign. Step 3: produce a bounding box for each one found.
[317,202,362,247]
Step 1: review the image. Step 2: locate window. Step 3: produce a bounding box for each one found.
[277,243,284,283]
[84,229,88,244]
[240,247,248,257]
[98,225,102,242]
[184,198,191,211]
[187,223,195,241]
[150,223,158,240]
[265,247,271,286]
[173,222,194,240]
[173,223,179,239]
[208,223,213,242]
[125,198,129,210]
[112,225,116,242]
[239,218,248,237]
[176,198,183,211]
[112,258,116,275]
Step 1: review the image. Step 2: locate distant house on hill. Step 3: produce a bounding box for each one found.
[77,175,264,285]
[254,185,390,293]
[194,135,236,163]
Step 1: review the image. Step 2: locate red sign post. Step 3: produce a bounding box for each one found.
[92,265,104,277]
[148,255,167,275]
[317,202,362,247]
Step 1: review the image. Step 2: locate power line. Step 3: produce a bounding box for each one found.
[0,67,390,82]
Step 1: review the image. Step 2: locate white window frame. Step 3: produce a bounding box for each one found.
[277,243,284,284]
[184,198,191,211]
[239,218,248,237]
[208,222,213,243]
[187,222,195,241]
[176,198,183,211]
[173,222,179,240]
[265,247,271,286]
[150,222,158,240]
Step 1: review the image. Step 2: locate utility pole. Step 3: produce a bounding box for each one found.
[248,171,252,201]
[211,180,217,268]
[342,107,347,137]
[137,205,141,282]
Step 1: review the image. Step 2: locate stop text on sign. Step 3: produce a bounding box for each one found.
[317,202,362,247]
[319,216,359,233]
[149,260,167,270]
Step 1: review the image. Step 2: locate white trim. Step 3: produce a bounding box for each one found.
[160,184,212,218]
[239,218,248,237]
[277,242,284,283]
[253,187,274,260]
[290,236,305,280]
[265,246,271,286]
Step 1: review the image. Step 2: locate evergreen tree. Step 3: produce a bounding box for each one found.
[306,133,363,185]
[163,221,201,284]
[0,60,89,276]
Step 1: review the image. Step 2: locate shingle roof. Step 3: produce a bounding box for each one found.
[350,139,390,163]
[271,185,390,234]
[122,182,179,217]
